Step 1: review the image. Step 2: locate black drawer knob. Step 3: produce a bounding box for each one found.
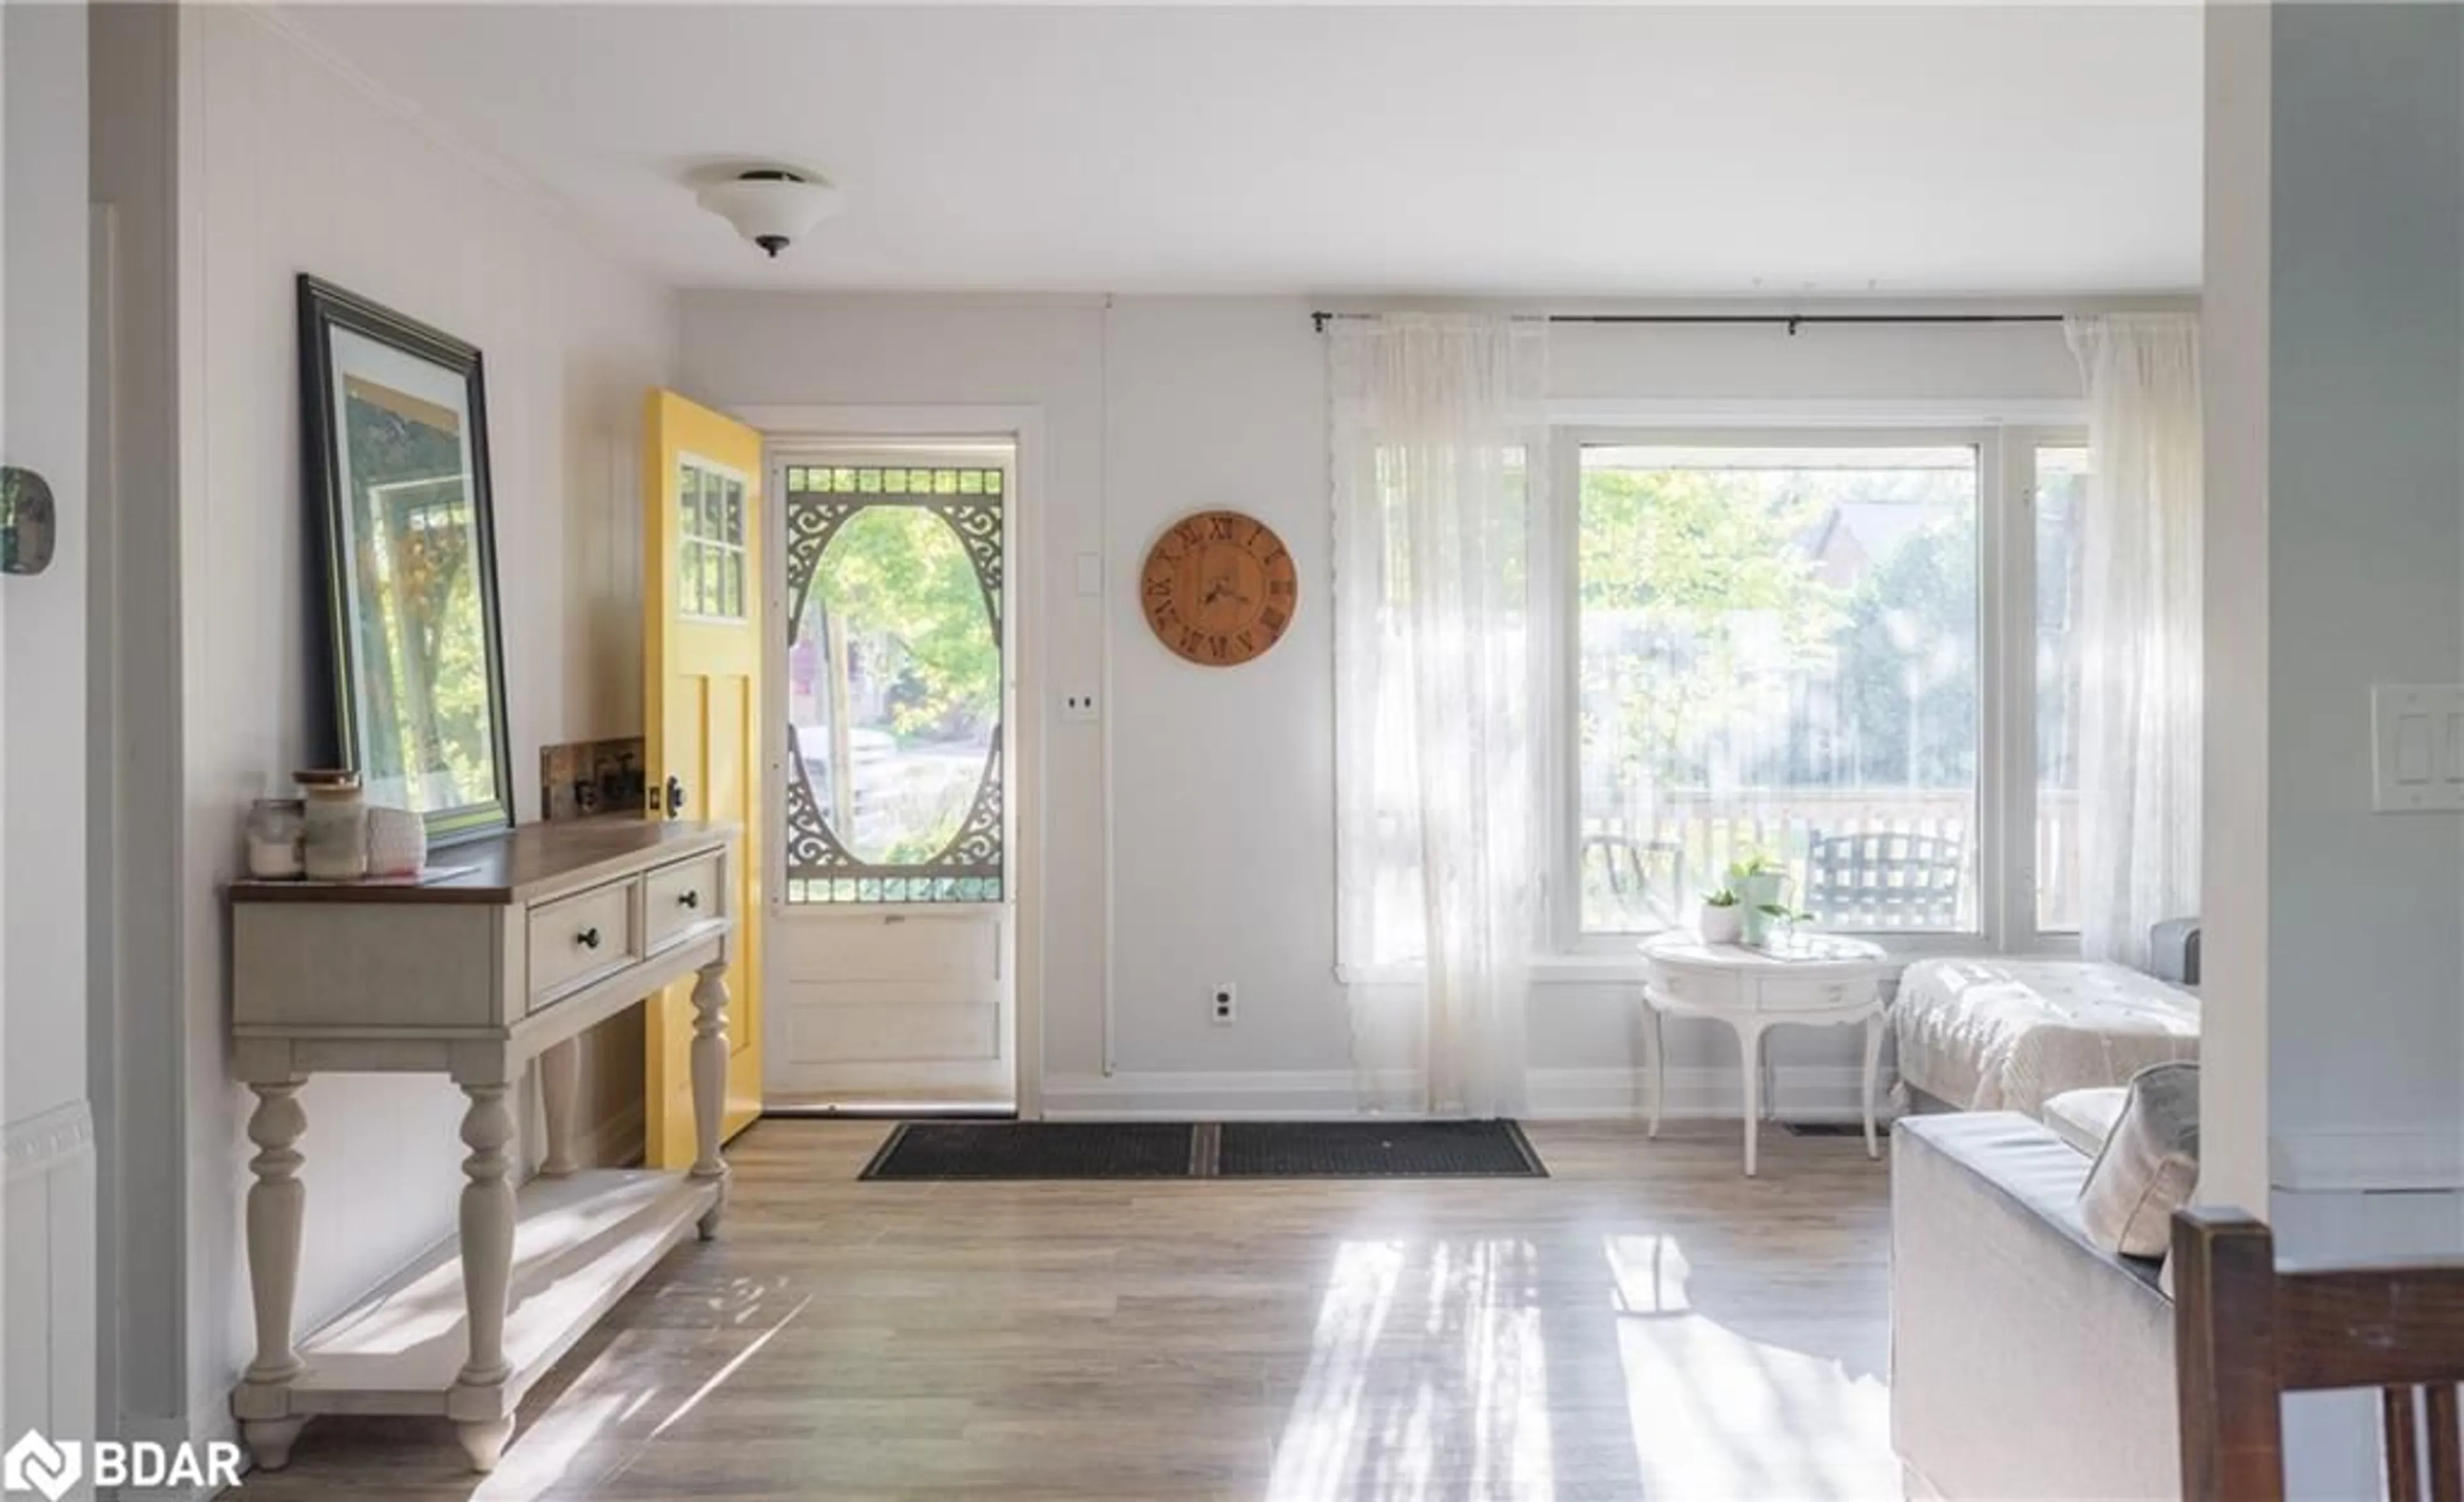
[577,926,601,950]
[678,890,700,910]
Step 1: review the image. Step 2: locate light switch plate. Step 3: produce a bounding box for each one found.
[2371,684,2464,812]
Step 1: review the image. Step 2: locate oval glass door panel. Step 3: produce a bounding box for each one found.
[782,463,1006,903]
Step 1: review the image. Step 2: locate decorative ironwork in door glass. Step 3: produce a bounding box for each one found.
[782,464,1004,903]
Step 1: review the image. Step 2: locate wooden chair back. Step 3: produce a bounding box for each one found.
[2173,1206,2464,1501]
[1578,833,1686,929]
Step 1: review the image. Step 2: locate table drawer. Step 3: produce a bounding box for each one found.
[1754,976,1873,1014]
[644,854,722,953]
[1647,964,1742,1010]
[528,878,639,1008]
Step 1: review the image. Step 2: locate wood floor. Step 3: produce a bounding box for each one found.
[235,1119,1898,1501]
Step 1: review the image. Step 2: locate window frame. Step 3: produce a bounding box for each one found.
[1545,421,2084,962]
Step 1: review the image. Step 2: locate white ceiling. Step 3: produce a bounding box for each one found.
[270,3,2203,297]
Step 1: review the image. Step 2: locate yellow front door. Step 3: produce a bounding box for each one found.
[644,390,764,1166]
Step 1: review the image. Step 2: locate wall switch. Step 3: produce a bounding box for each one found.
[2372,684,2464,812]
[1061,690,1099,723]
[1210,983,1236,1025]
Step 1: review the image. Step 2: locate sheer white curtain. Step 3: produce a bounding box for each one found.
[2066,313,2202,969]
[1330,314,1549,1118]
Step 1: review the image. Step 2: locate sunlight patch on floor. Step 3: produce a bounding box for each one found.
[1267,1239,1556,1502]
[1613,1299,1895,1500]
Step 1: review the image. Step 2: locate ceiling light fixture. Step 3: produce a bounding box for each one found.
[696,168,842,259]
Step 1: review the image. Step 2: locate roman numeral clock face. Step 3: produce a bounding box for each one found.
[1140,510,1298,667]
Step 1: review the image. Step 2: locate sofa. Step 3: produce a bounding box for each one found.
[1893,926,2201,1119]
[1892,1110,2179,1501]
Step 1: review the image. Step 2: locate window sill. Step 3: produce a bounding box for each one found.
[1339,936,2084,990]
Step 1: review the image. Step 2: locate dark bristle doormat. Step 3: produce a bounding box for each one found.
[1217,1120,1546,1178]
[860,1121,1200,1180]
[1779,1120,1866,1137]
[859,1119,1546,1181]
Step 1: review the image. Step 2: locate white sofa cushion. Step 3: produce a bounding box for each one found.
[1894,957,2201,1119]
[2043,1085,2128,1156]
[2079,1062,2201,1259]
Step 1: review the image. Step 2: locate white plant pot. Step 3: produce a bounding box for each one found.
[1698,904,1743,945]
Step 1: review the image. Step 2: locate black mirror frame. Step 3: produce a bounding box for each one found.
[298,274,515,847]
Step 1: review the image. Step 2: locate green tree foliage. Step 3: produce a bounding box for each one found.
[1826,514,1978,788]
[1580,468,1845,793]
[815,506,1000,743]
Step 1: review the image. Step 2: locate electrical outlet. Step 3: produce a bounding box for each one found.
[1210,983,1236,1025]
[1062,691,1099,723]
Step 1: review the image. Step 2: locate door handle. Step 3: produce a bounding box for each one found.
[1,467,57,576]
[662,774,687,819]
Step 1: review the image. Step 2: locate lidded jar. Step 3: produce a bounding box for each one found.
[245,798,305,879]
[295,768,368,881]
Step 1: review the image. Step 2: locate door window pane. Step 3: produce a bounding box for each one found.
[2034,445,2089,933]
[1578,444,1981,933]
[676,460,748,623]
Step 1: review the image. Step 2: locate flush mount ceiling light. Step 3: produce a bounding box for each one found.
[696,168,843,259]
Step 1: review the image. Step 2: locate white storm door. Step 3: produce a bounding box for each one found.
[764,445,1017,1109]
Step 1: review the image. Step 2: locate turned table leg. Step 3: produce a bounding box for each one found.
[1738,1019,1768,1178]
[539,1037,582,1177]
[240,1080,309,1469]
[452,1080,517,1471]
[1642,998,1666,1139]
[1862,1010,1886,1160]
[690,958,733,1239]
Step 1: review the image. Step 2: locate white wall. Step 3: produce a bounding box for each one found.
[679,292,2088,1116]
[3,0,96,1467]
[172,6,676,1439]
[2205,4,2464,1492]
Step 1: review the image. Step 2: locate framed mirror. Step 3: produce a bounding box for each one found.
[299,275,513,845]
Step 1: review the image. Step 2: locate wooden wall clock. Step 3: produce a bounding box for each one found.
[1140,510,1298,666]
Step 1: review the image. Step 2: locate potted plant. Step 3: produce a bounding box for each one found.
[1751,904,1817,951]
[1698,888,1743,945]
[1728,851,1791,947]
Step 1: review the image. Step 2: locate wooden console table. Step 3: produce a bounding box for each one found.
[227,819,739,1472]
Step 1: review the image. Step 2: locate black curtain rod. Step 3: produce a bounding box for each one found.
[1308,310,2067,334]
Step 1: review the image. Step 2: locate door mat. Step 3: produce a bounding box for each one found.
[859,1121,1201,1180]
[1778,1120,1867,1137]
[1215,1120,1547,1178]
[859,1119,1547,1181]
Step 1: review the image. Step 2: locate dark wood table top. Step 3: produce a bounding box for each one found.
[230,818,738,906]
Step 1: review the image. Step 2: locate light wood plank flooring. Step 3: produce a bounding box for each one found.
[235,1119,1897,1501]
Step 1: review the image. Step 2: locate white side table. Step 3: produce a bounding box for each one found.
[1638,932,1890,1176]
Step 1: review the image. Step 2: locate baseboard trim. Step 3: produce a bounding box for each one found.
[1528,1065,1885,1121]
[1042,1071,1411,1121]
[1039,1066,1886,1123]
[2271,1129,2464,1193]
[578,1101,646,1170]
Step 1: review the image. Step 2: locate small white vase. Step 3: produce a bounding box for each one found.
[366,805,427,877]
[1698,904,1743,945]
